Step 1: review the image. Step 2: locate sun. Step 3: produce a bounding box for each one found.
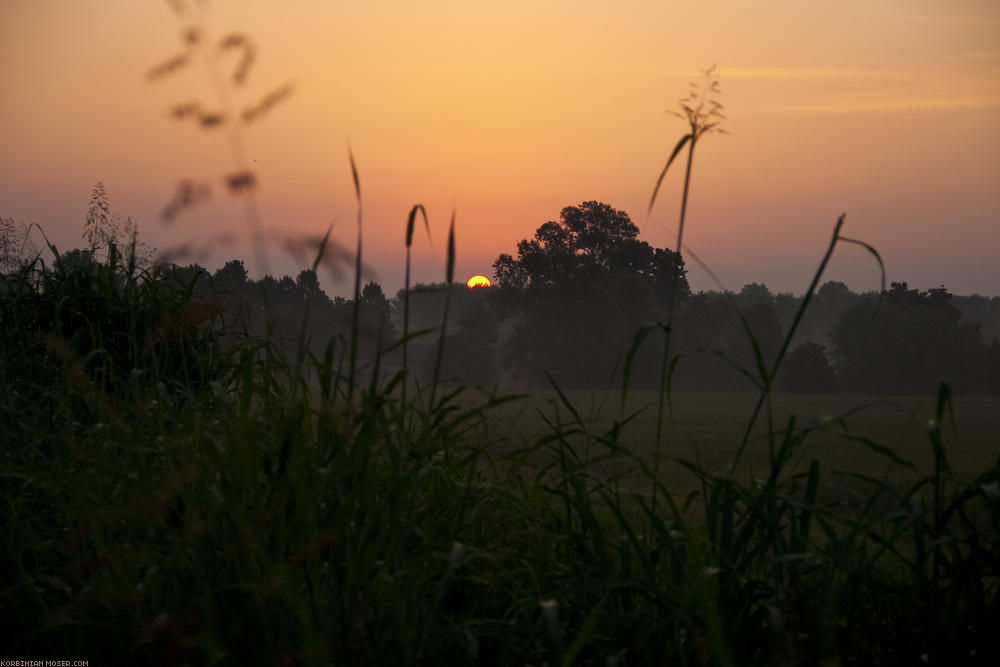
[466,275,491,289]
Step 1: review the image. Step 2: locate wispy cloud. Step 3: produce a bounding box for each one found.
[891,11,1000,27]
[773,95,1000,115]
[722,66,895,81]
[944,48,1000,65]
[726,59,1000,115]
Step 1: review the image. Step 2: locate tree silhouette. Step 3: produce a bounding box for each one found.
[424,296,500,387]
[295,269,333,309]
[356,282,396,358]
[776,342,837,394]
[737,282,774,307]
[672,295,785,392]
[494,201,687,298]
[164,263,211,293]
[213,259,249,292]
[737,302,785,369]
[493,201,688,387]
[831,282,989,394]
[58,248,98,273]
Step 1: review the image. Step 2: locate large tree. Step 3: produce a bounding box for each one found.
[493,201,687,299]
[492,201,689,387]
[831,282,990,395]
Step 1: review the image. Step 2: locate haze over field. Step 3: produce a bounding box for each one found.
[1,0,998,295]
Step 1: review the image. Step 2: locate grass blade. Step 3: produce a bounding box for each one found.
[402,204,430,406]
[648,133,692,215]
[429,211,456,409]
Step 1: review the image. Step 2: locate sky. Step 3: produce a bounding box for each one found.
[1,0,998,296]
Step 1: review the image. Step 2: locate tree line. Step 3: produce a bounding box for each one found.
[4,194,999,396]
[479,201,1000,396]
[384,201,1000,396]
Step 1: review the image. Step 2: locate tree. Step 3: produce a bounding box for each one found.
[727,302,785,387]
[831,282,989,394]
[776,342,837,394]
[164,263,211,294]
[213,259,249,292]
[357,281,396,356]
[817,280,853,305]
[58,248,98,273]
[492,201,688,387]
[493,201,688,298]
[671,296,786,392]
[276,275,298,304]
[672,291,741,391]
[361,281,391,312]
[737,282,773,307]
[295,269,333,309]
[424,296,500,386]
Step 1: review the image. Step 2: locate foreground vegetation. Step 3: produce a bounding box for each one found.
[2,246,998,666]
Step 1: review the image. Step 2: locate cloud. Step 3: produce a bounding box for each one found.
[722,66,895,81]
[891,11,1000,27]
[772,95,1000,115]
[944,49,1000,65]
[725,59,1000,115]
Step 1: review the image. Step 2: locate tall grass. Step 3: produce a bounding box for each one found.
[401,204,430,406]
[647,64,727,514]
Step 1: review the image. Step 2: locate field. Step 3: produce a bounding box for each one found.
[488,390,1000,489]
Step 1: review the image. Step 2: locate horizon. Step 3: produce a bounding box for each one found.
[2,0,998,297]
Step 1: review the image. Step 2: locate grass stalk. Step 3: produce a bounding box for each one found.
[428,212,456,411]
[402,204,429,406]
[346,147,363,408]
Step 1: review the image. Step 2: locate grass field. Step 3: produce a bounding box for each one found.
[486,390,1000,489]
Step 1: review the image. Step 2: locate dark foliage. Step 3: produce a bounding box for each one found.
[831,283,994,395]
[423,294,500,387]
[670,293,786,392]
[776,341,837,393]
[0,248,226,439]
[492,201,689,388]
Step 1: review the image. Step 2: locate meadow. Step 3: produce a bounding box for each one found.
[491,390,1000,489]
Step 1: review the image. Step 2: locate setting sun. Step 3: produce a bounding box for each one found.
[467,275,491,289]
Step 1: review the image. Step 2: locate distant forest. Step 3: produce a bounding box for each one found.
[149,258,1000,396]
[4,199,999,396]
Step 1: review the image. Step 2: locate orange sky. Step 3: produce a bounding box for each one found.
[1,0,998,295]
